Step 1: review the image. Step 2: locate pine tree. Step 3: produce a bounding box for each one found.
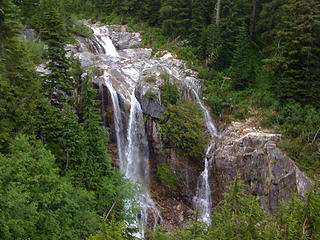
[0,39,42,153]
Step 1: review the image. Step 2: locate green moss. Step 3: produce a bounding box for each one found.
[145,90,157,99]
[156,163,178,192]
[160,101,207,158]
[145,75,157,83]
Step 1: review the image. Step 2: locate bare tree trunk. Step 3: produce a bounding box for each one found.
[249,0,257,38]
[216,0,221,26]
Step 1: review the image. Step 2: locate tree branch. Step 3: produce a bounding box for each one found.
[312,126,320,144]
[105,201,117,220]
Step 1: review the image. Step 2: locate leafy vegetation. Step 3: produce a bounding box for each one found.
[0,1,136,238]
[159,77,180,106]
[160,101,207,158]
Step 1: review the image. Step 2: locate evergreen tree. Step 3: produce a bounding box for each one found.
[34,0,74,101]
[231,24,256,90]
[0,135,99,240]
[262,0,320,105]
[208,177,279,239]
[0,40,41,153]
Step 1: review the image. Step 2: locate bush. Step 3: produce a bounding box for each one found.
[160,101,207,158]
[159,78,180,106]
[69,15,92,38]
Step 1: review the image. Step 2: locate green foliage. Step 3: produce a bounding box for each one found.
[24,40,45,64]
[159,78,180,106]
[231,24,257,90]
[69,14,92,38]
[150,212,208,240]
[0,39,41,153]
[208,177,278,240]
[33,0,74,100]
[156,163,178,192]
[273,102,320,174]
[160,101,207,158]
[87,217,126,240]
[0,135,100,240]
[145,89,158,100]
[261,0,320,106]
[276,183,320,240]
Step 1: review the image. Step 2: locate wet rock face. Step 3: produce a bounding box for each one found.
[213,120,312,214]
[145,116,203,206]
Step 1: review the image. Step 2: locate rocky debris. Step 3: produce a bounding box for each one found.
[150,178,194,230]
[213,120,312,214]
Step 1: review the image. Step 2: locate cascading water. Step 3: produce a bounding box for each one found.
[102,72,125,165]
[187,82,217,225]
[124,90,160,237]
[91,25,159,238]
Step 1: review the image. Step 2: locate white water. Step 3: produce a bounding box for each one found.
[92,26,119,57]
[189,86,217,225]
[103,72,125,165]
[91,25,159,238]
[124,90,160,237]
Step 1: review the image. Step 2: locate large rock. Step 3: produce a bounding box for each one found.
[213,120,312,214]
[135,88,165,120]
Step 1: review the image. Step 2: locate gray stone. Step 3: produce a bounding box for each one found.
[135,88,166,120]
[214,122,312,214]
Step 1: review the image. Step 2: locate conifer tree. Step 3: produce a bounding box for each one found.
[34,0,74,101]
[231,24,256,90]
[262,0,320,105]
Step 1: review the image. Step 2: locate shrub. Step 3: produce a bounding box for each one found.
[160,79,180,106]
[24,40,45,64]
[160,101,207,158]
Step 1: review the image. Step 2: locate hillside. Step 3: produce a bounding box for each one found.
[0,0,319,239]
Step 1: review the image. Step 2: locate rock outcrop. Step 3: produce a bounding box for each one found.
[213,120,312,214]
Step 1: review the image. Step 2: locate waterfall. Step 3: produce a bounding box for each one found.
[189,86,217,225]
[91,25,159,238]
[124,90,160,237]
[102,73,125,165]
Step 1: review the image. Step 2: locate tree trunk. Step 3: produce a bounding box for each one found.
[216,0,221,26]
[249,0,257,38]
